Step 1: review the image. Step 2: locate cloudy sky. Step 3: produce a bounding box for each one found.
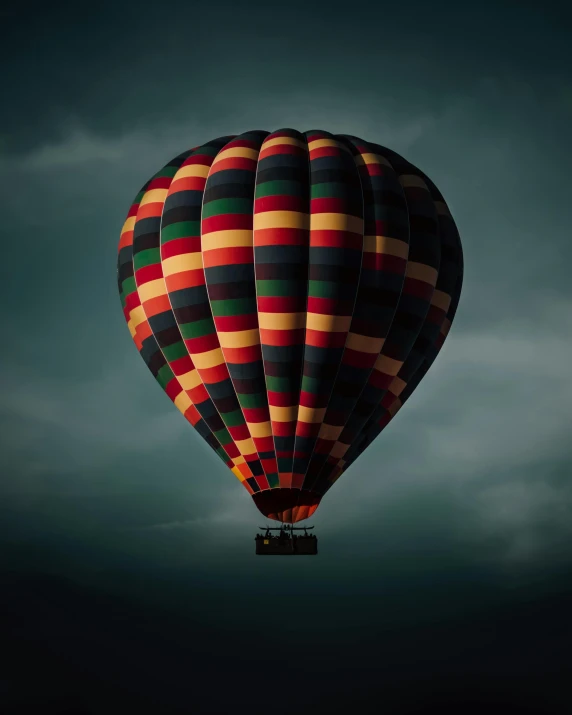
[1,1,572,713]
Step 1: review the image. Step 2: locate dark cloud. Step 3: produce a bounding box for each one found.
[1,1,572,712]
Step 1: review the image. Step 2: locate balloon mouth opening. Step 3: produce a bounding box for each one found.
[252,488,321,524]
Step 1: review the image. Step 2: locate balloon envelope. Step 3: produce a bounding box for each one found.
[117,129,463,523]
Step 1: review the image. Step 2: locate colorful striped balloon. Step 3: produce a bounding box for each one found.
[117,130,463,523]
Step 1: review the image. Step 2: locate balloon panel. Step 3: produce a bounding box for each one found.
[117,130,463,522]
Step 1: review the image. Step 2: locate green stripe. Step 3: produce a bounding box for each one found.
[222,409,245,427]
[202,197,252,218]
[162,340,187,363]
[308,279,339,298]
[265,375,297,392]
[256,279,303,297]
[157,364,175,390]
[300,375,320,393]
[161,220,200,243]
[311,182,354,199]
[155,165,179,179]
[238,392,267,409]
[210,298,256,317]
[255,180,305,198]
[266,474,280,488]
[133,248,160,270]
[214,428,233,445]
[215,447,229,462]
[121,276,136,296]
[179,318,215,339]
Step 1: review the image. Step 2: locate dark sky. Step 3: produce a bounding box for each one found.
[1,1,572,713]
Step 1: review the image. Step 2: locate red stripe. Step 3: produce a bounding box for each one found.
[362,253,407,274]
[228,423,250,441]
[135,263,163,285]
[310,146,342,160]
[403,277,434,301]
[165,378,182,401]
[259,328,304,346]
[182,154,216,166]
[342,348,378,369]
[295,422,320,438]
[161,236,201,259]
[170,355,194,376]
[305,329,347,348]
[259,143,306,159]
[215,313,258,332]
[255,436,275,452]
[202,213,253,234]
[202,245,253,268]
[242,407,269,423]
[310,230,363,249]
[208,157,257,175]
[147,176,172,191]
[257,296,305,313]
[272,421,296,437]
[311,197,355,214]
[222,344,262,364]
[267,391,294,407]
[307,297,352,315]
[199,362,228,385]
[254,195,306,213]
[188,383,209,404]
[254,227,308,246]
[185,333,220,354]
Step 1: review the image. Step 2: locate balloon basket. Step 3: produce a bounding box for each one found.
[255,525,318,555]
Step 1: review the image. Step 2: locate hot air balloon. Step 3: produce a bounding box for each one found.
[117,129,463,538]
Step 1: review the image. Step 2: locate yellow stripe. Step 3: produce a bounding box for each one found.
[233,455,246,465]
[137,278,166,303]
[139,188,168,206]
[308,138,348,151]
[212,147,258,164]
[389,376,407,397]
[435,200,452,217]
[388,399,402,418]
[174,391,192,415]
[269,404,298,423]
[201,229,253,250]
[162,252,204,277]
[399,175,428,190]
[128,323,137,338]
[234,437,257,455]
[406,261,438,286]
[345,333,384,354]
[218,329,260,349]
[262,136,306,150]
[330,441,349,459]
[318,424,344,441]
[363,235,409,259]
[258,312,306,330]
[298,406,326,423]
[249,420,273,438]
[431,289,451,311]
[354,152,392,167]
[231,465,246,482]
[172,164,210,180]
[191,347,225,370]
[178,369,203,391]
[373,354,403,376]
[129,305,147,329]
[310,213,363,233]
[121,216,136,236]
[253,210,310,231]
[306,313,352,333]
